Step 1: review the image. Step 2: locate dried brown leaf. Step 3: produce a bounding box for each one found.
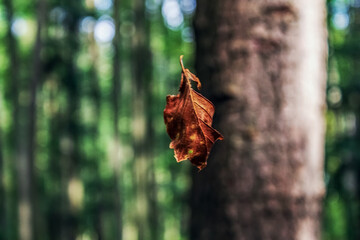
[164,55,224,170]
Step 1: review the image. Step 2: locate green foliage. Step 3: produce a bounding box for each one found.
[324,1,360,239]
[0,0,195,239]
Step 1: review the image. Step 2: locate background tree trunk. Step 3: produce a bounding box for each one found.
[0,115,4,239]
[17,0,46,238]
[59,1,82,239]
[131,0,155,239]
[27,0,46,238]
[112,0,123,239]
[190,1,327,240]
[3,0,20,238]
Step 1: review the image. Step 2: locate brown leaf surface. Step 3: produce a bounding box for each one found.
[163,55,224,170]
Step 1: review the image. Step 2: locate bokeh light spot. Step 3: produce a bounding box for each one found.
[180,0,196,15]
[146,0,162,14]
[11,18,28,37]
[50,7,66,24]
[328,86,342,106]
[80,16,96,34]
[94,17,115,43]
[162,0,184,30]
[94,0,113,11]
[332,12,349,30]
[181,27,193,42]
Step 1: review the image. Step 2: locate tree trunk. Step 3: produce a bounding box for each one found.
[0,116,4,239]
[190,1,327,240]
[3,0,20,238]
[16,0,46,238]
[131,0,157,239]
[59,1,82,239]
[112,0,123,238]
[26,0,46,238]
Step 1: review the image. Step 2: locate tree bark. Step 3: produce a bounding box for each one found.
[190,1,327,240]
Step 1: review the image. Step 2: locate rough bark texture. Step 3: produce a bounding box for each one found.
[190,1,327,240]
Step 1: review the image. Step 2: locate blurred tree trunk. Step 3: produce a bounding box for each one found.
[17,0,46,237]
[112,0,123,238]
[190,1,327,240]
[132,0,157,239]
[84,17,106,240]
[59,1,82,239]
[16,0,46,238]
[3,0,19,238]
[334,4,360,240]
[0,120,4,239]
[87,31,103,240]
[351,6,360,240]
[26,0,46,239]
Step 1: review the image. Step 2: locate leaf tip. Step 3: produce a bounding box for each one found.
[179,55,185,72]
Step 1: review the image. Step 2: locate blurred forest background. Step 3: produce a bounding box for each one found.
[0,0,358,240]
